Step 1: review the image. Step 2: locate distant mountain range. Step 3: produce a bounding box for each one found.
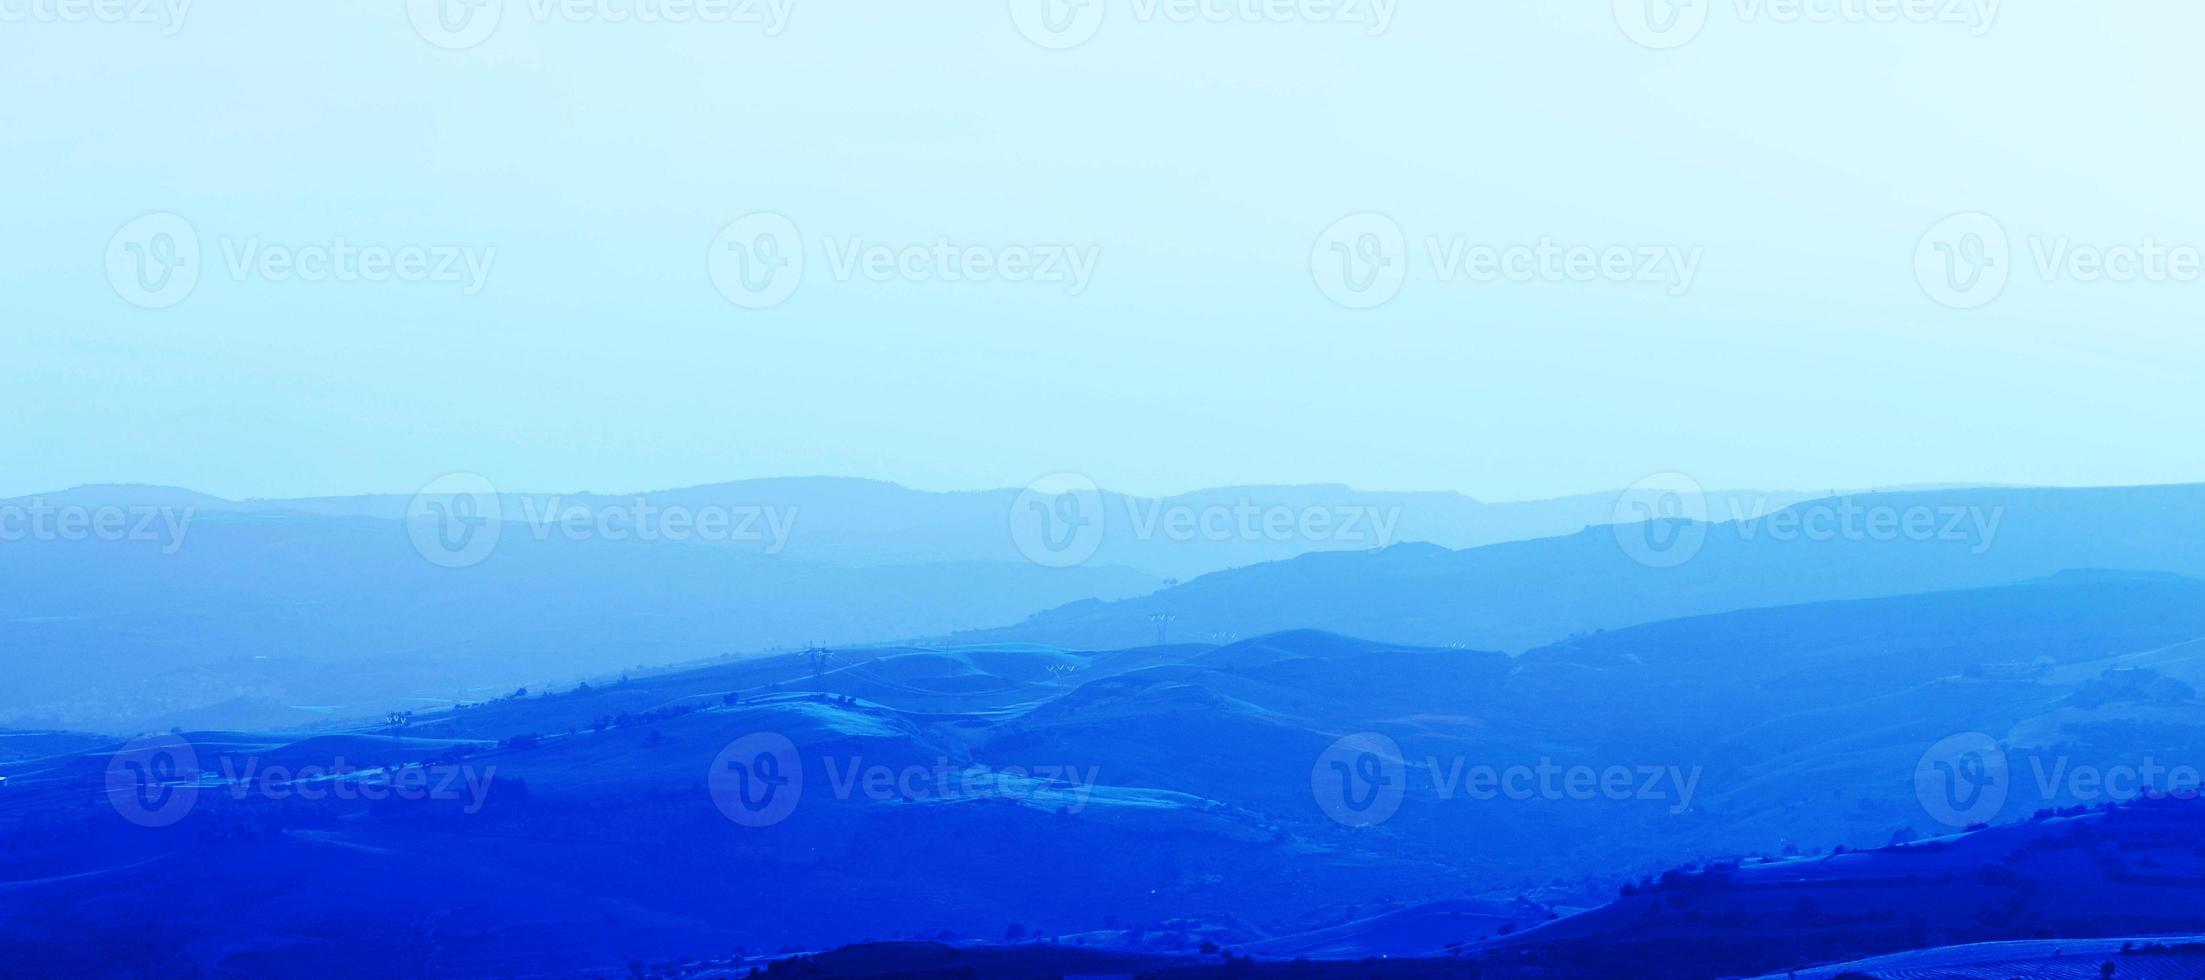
[0,512,1150,732]
[7,479,2193,733]
[964,483,2205,651]
[0,477,1846,731]
[5,476,1852,579]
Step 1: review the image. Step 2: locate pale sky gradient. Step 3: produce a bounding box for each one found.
[3,1,2201,500]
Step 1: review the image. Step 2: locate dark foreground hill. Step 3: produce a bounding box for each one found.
[735,799,2205,979]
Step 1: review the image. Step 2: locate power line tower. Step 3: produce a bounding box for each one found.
[1149,612,1176,647]
[802,645,836,683]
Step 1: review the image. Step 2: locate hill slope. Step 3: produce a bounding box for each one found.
[10,573,2205,973]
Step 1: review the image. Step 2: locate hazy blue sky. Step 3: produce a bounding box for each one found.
[4,1,2200,500]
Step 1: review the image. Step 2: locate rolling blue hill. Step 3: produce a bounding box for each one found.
[8,571,2205,974]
